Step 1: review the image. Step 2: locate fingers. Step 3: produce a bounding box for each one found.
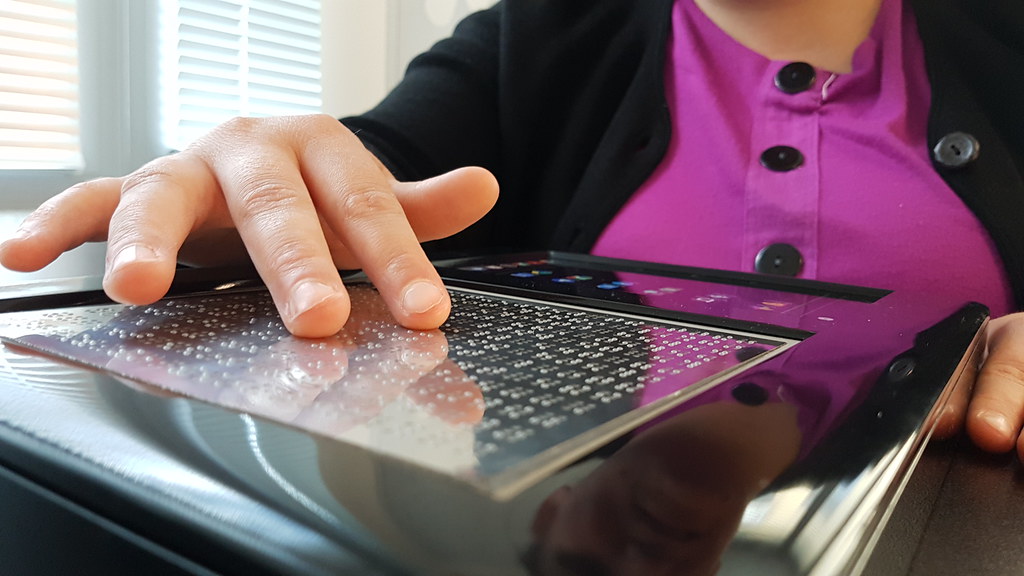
[201,116,353,337]
[322,166,499,270]
[294,116,452,331]
[965,313,1024,455]
[103,154,224,305]
[0,177,122,271]
[391,166,499,241]
[2,113,499,339]
[200,115,497,335]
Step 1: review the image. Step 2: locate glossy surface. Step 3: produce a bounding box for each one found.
[0,252,988,575]
[0,284,787,499]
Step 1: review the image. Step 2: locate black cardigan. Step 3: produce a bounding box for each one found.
[343,0,1024,310]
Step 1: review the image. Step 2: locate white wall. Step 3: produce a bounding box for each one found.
[322,0,494,118]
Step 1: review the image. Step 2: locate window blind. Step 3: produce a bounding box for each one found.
[161,0,322,151]
[0,0,82,170]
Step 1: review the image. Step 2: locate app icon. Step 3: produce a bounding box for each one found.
[596,280,633,290]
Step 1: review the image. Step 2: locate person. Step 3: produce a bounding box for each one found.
[2,0,1024,463]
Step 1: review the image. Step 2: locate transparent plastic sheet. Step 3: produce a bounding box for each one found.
[0,284,787,496]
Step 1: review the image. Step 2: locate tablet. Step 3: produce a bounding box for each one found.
[0,252,987,575]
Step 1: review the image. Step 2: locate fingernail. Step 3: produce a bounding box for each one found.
[978,410,1012,436]
[402,281,445,315]
[109,244,160,270]
[288,280,337,320]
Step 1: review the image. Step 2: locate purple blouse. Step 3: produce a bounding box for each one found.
[591,0,1014,317]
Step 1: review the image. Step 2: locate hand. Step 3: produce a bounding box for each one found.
[0,114,499,338]
[937,312,1024,461]
[965,312,1024,460]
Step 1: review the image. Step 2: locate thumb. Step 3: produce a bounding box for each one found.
[392,166,499,242]
[965,313,1024,454]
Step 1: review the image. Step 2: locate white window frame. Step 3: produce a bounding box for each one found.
[2,1,159,210]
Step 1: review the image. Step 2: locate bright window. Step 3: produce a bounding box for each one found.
[160,0,322,151]
[0,0,476,210]
[0,0,82,170]
[0,0,323,173]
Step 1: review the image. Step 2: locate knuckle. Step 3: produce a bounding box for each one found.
[299,114,360,150]
[306,112,344,131]
[189,115,350,158]
[22,177,126,244]
[64,177,119,196]
[120,161,181,196]
[235,176,301,216]
[266,238,316,272]
[983,361,1024,390]
[217,115,262,136]
[27,197,66,224]
[48,178,123,213]
[260,236,329,282]
[190,117,272,152]
[381,249,423,281]
[336,184,399,222]
[207,114,337,141]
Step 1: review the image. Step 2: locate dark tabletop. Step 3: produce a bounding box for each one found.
[868,437,1024,575]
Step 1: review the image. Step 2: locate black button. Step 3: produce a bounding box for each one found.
[755,243,804,276]
[775,62,816,94]
[886,356,917,382]
[932,132,980,168]
[760,146,804,172]
[732,382,769,406]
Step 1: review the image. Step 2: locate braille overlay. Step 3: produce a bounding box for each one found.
[0,284,790,488]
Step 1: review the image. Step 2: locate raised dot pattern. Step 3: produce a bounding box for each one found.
[0,285,780,480]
